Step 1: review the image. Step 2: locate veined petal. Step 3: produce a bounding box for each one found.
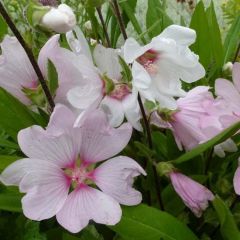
[94,156,146,205]
[22,173,69,221]
[234,165,240,195]
[18,126,78,168]
[0,158,58,186]
[79,110,132,163]
[56,186,121,233]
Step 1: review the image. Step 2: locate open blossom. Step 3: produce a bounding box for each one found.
[0,105,146,233]
[215,62,240,128]
[151,86,237,157]
[169,171,214,217]
[0,33,96,107]
[40,4,76,33]
[66,28,142,130]
[123,25,205,110]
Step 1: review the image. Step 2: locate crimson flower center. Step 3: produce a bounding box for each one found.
[137,49,159,75]
[109,84,131,101]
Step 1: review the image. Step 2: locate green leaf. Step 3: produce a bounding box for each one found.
[172,121,240,164]
[24,221,47,240]
[212,196,240,240]
[190,1,212,69]
[0,15,8,41]
[118,56,132,83]
[110,204,199,240]
[0,190,22,212]
[0,155,20,171]
[47,59,59,96]
[206,1,224,71]
[146,0,173,38]
[0,139,19,150]
[0,88,40,140]
[120,1,146,44]
[224,15,240,63]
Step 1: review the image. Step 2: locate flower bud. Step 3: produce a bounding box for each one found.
[40,4,76,33]
[169,171,214,217]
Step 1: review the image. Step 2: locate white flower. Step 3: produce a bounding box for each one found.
[123,25,205,110]
[66,28,142,131]
[41,4,76,33]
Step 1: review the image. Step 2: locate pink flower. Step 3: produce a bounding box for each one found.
[233,158,240,195]
[0,105,146,233]
[169,171,214,217]
[215,62,240,128]
[151,86,237,157]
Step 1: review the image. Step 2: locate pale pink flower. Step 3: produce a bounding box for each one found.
[0,34,99,108]
[0,36,39,105]
[233,158,240,195]
[123,25,205,110]
[152,86,237,157]
[66,28,142,130]
[169,171,214,217]
[0,105,146,233]
[215,62,240,128]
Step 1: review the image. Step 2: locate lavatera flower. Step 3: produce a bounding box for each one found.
[0,105,146,233]
[123,25,205,110]
[66,28,142,130]
[170,171,214,217]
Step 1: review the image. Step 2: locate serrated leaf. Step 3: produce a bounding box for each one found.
[110,204,199,240]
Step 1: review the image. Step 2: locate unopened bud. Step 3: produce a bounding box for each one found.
[222,62,233,75]
[40,4,76,33]
[84,20,92,31]
[156,162,174,176]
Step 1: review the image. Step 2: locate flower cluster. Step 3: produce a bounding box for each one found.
[0,2,239,233]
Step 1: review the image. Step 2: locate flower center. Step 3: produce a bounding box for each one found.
[109,84,131,101]
[137,49,159,75]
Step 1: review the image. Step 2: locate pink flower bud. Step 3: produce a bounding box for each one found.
[41,4,76,33]
[169,171,214,217]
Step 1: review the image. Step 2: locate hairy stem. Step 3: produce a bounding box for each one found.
[112,0,164,210]
[0,1,55,111]
[96,7,111,47]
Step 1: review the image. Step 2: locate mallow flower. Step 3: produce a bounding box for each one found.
[151,86,237,157]
[40,4,76,33]
[66,28,142,130]
[0,104,146,233]
[215,62,240,128]
[123,25,205,110]
[234,158,240,195]
[169,171,214,217]
[0,34,96,108]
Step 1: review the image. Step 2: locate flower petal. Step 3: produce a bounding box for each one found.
[18,126,78,168]
[100,96,124,127]
[22,169,69,221]
[56,186,121,233]
[94,156,146,205]
[234,166,240,195]
[159,25,196,46]
[93,44,121,80]
[79,110,132,162]
[233,62,240,93]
